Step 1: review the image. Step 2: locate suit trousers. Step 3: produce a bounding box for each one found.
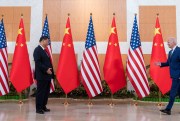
[36,79,51,111]
[166,78,180,110]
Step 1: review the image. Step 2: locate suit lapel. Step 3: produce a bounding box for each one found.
[38,45,49,59]
[170,46,177,61]
[38,45,44,51]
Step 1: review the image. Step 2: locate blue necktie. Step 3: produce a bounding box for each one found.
[169,49,173,58]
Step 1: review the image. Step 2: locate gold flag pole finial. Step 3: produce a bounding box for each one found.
[113,13,115,16]
[45,13,48,16]
[21,13,23,18]
[90,13,92,16]
[157,13,159,16]
[68,13,70,16]
[2,14,4,18]
[135,13,137,16]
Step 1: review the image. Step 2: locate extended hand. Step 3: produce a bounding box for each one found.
[47,68,52,74]
[154,62,161,66]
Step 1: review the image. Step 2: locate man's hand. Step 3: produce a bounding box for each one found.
[47,68,52,74]
[154,62,161,66]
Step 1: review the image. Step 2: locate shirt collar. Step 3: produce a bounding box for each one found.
[39,44,45,50]
[172,45,177,52]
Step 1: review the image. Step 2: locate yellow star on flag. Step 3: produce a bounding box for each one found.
[154,43,157,46]
[68,44,71,47]
[18,28,23,35]
[154,28,160,35]
[20,43,24,47]
[64,28,70,35]
[109,42,112,45]
[160,43,163,47]
[110,27,116,34]
[114,43,117,46]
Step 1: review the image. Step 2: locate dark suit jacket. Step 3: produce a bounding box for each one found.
[161,46,180,79]
[33,45,54,81]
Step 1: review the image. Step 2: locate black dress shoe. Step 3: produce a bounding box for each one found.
[160,109,171,115]
[43,107,50,112]
[36,109,44,114]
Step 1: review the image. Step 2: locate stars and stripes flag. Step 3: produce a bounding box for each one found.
[41,15,55,93]
[126,15,150,98]
[80,15,103,98]
[0,18,9,96]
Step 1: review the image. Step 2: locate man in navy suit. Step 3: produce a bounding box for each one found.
[156,37,180,115]
[33,36,54,114]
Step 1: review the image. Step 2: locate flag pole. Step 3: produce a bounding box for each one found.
[134,94,138,106]
[88,97,93,106]
[108,93,115,107]
[132,13,138,106]
[155,13,162,107]
[87,12,93,107]
[18,13,24,105]
[135,14,138,106]
[157,90,162,106]
[18,92,23,104]
[62,13,71,107]
[63,94,70,106]
[107,13,116,108]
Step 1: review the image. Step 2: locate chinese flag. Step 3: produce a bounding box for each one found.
[103,16,126,94]
[150,16,172,94]
[56,17,80,94]
[10,18,33,92]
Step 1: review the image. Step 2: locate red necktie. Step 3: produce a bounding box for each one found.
[44,49,50,57]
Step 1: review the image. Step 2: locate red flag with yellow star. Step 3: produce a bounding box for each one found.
[10,18,33,92]
[103,16,126,94]
[150,16,172,94]
[56,17,79,94]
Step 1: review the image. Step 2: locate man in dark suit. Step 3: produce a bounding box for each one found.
[156,37,180,115]
[33,36,54,114]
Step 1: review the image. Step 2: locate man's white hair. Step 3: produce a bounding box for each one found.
[168,37,177,45]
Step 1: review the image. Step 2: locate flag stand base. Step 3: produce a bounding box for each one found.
[63,101,70,106]
[18,92,23,104]
[63,94,70,106]
[133,95,138,106]
[157,91,164,107]
[19,100,23,104]
[133,102,138,106]
[108,94,115,107]
[88,102,93,106]
[108,102,115,107]
[87,98,93,106]
[157,103,164,106]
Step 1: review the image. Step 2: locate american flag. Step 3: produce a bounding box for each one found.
[80,15,103,98]
[0,19,9,96]
[126,15,150,98]
[41,15,55,93]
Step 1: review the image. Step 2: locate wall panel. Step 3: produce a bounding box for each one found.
[139,6,176,42]
[43,0,127,42]
[0,7,31,41]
